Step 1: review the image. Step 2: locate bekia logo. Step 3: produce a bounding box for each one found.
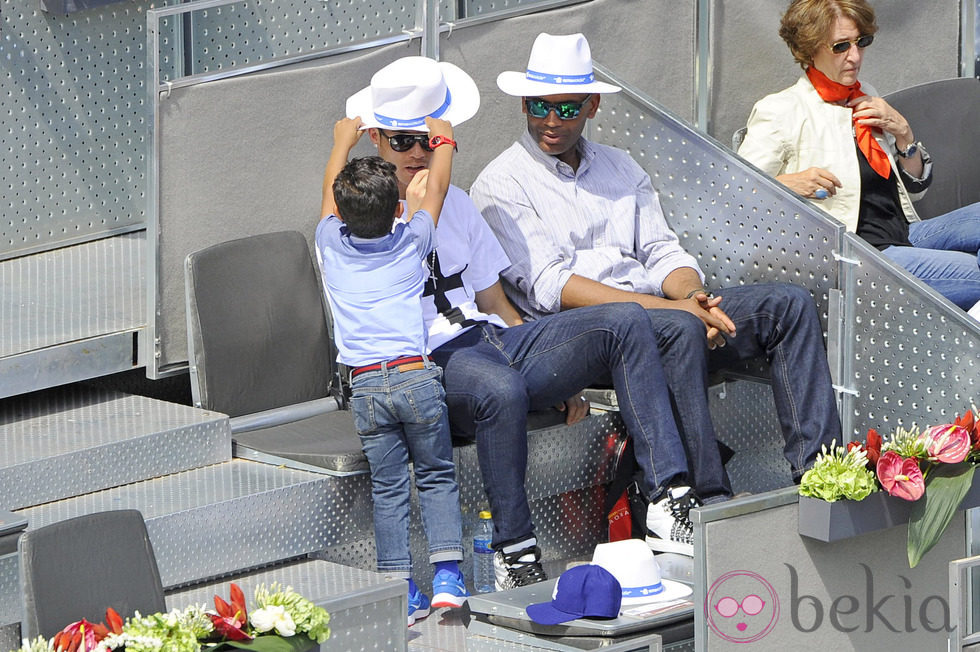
[707,564,952,643]
[706,570,780,643]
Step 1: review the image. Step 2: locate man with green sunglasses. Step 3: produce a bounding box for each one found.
[472,33,842,514]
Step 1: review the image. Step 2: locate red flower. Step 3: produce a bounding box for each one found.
[955,410,980,451]
[865,428,882,465]
[53,619,109,652]
[105,608,123,636]
[877,451,925,501]
[210,583,252,641]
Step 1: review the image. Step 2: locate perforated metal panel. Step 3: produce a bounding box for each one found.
[708,381,793,494]
[591,73,843,332]
[172,0,417,79]
[16,461,376,589]
[841,234,980,438]
[0,0,172,259]
[0,388,229,510]
[0,220,144,360]
[0,623,19,652]
[0,554,19,628]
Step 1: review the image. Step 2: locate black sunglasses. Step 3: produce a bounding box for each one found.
[524,95,592,120]
[379,131,434,152]
[828,34,874,55]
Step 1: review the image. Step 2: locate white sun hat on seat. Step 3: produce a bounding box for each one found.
[592,539,693,608]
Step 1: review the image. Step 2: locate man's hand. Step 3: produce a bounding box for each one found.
[405,169,429,220]
[776,167,842,200]
[332,116,365,153]
[681,290,735,349]
[556,392,590,425]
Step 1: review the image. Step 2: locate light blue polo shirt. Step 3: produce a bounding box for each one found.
[315,211,435,368]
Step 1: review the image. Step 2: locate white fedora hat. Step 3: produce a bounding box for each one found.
[346,56,480,131]
[497,33,621,97]
[592,539,692,607]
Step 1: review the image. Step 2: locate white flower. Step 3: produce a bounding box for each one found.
[251,606,296,637]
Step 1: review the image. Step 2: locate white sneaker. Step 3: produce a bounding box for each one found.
[968,299,980,322]
[492,545,547,590]
[645,486,699,556]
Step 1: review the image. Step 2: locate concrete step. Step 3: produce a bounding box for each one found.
[0,387,230,510]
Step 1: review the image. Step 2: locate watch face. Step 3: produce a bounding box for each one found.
[902,143,918,158]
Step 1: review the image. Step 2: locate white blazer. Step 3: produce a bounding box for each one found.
[738,76,931,233]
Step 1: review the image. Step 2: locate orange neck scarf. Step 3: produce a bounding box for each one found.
[805,66,891,179]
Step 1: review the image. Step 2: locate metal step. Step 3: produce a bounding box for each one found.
[167,559,406,651]
[0,232,146,398]
[13,460,373,589]
[0,387,230,509]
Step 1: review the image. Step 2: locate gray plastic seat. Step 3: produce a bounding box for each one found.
[19,510,166,639]
[883,77,980,219]
[185,230,368,475]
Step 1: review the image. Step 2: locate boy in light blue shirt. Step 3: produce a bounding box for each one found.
[315,112,466,626]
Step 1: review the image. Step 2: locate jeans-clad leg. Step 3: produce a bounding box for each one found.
[433,302,690,548]
[908,202,980,257]
[644,309,731,501]
[351,363,463,575]
[897,203,980,309]
[706,283,840,478]
[882,245,980,310]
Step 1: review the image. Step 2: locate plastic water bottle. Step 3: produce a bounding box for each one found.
[473,510,495,593]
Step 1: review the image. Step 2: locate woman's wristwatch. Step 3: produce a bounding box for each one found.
[896,141,921,158]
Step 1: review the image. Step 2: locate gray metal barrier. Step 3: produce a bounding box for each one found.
[839,233,980,437]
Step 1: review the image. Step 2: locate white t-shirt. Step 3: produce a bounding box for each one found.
[420,185,510,350]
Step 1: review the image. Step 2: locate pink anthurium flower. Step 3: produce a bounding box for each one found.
[920,424,971,464]
[876,451,925,501]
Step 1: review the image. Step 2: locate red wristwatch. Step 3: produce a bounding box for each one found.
[428,135,458,151]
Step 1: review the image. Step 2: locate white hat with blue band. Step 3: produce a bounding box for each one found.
[346,56,480,131]
[592,539,693,607]
[496,33,621,97]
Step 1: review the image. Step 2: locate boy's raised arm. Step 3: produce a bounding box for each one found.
[320,117,365,219]
[405,117,454,226]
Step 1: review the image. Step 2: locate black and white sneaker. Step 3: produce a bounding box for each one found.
[645,485,699,556]
[493,545,547,590]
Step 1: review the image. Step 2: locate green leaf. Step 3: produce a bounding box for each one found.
[907,464,975,568]
[204,634,318,652]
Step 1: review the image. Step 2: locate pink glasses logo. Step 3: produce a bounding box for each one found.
[706,570,780,643]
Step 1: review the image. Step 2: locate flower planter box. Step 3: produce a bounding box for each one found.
[799,475,980,542]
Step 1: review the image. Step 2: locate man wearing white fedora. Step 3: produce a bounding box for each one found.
[472,33,841,526]
[322,55,724,589]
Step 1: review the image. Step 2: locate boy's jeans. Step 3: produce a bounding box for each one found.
[350,360,463,576]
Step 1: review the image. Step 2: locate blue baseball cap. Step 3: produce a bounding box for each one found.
[525,564,622,626]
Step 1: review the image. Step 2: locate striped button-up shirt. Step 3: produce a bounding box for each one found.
[471,130,703,319]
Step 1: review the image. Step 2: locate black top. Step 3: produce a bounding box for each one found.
[854,141,912,250]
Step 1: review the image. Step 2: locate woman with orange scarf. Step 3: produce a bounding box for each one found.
[738,0,980,312]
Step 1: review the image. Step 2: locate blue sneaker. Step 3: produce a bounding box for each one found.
[431,568,469,609]
[407,585,431,626]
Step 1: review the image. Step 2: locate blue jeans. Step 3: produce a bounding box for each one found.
[882,202,980,310]
[350,361,463,576]
[431,303,693,549]
[645,283,841,497]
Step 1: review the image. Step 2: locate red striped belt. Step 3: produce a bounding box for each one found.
[351,355,432,378]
